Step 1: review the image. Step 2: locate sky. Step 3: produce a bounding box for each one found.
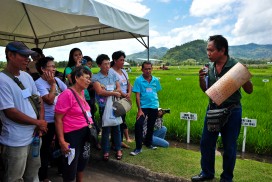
[1,0,272,61]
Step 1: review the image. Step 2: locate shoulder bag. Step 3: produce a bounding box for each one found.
[2,69,41,118]
[112,70,132,117]
[68,88,98,145]
[206,108,231,132]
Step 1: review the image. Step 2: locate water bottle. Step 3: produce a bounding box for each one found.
[52,149,62,158]
[32,135,40,157]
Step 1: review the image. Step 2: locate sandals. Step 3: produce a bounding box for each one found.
[121,142,130,149]
[116,151,123,160]
[103,153,109,161]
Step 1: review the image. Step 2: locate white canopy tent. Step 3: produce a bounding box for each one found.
[0,0,149,57]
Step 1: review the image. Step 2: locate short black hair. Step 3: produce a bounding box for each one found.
[31,48,43,55]
[83,56,93,62]
[208,35,229,56]
[111,51,126,67]
[96,54,110,65]
[35,56,55,75]
[142,61,152,69]
[71,66,92,85]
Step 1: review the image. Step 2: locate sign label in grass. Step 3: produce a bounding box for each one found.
[242,117,257,153]
[180,112,197,144]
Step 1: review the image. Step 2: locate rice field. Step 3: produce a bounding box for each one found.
[123,65,272,155]
[61,65,272,155]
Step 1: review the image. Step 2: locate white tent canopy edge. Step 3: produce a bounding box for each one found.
[0,0,149,57]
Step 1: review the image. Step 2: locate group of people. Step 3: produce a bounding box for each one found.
[0,41,168,182]
[0,34,253,182]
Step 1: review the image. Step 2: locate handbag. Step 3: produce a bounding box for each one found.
[112,70,132,117]
[112,97,132,117]
[69,88,98,145]
[206,108,231,132]
[102,96,123,127]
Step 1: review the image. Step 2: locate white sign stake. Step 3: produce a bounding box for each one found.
[241,117,257,153]
[180,112,197,143]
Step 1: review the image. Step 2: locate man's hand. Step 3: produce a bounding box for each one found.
[36,120,48,133]
[199,67,207,80]
[136,109,144,120]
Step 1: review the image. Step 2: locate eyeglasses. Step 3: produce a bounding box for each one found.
[82,76,91,81]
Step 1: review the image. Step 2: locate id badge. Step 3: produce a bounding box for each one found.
[86,111,92,118]
[121,80,127,86]
[146,88,153,93]
[106,84,114,91]
[21,88,31,98]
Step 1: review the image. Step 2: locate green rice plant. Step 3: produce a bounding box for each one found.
[58,65,272,155]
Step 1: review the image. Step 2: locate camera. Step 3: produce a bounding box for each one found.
[161,108,170,114]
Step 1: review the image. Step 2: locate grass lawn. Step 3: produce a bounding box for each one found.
[119,142,272,182]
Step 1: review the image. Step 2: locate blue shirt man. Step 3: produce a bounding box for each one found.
[130,61,162,156]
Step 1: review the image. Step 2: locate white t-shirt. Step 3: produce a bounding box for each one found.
[0,71,40,147]
[35,77,67,123]
[109,68,129,94]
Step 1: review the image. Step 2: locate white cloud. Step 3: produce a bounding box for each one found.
[231,0,272,44]
[151,16,230,48]
[190,0,237,17]
[42,38,148,61]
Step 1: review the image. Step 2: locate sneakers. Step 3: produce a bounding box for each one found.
[146,145,157,150]
[130,149,142,156]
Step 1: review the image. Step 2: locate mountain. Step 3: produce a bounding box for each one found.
[162,40,209,63]
[229,43,272,60]
[126,46,168,61]
[127,41,272,63]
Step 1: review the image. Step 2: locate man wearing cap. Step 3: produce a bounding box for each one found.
[0,41,48,182]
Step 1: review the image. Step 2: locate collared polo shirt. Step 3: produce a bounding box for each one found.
[207,57,241,104]
[132,75,162,109]
[92,71,118,107]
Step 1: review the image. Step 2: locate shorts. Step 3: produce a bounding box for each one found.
[62,127,89,181]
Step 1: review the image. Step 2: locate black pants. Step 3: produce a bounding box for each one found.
[38,123,55,181]
[134,108,158,149]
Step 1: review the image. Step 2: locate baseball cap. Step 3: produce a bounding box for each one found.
[6,41,37,56]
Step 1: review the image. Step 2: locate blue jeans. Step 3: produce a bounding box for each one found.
[153,126,169,148]
[200,106,242,181]
[135,108,158,149]
[99,107,121,153]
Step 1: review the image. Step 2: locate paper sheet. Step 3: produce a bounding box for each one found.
[65,148,75,165]
[205,62,252,105]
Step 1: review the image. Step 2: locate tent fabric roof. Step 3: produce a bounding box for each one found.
[0,0,149,49]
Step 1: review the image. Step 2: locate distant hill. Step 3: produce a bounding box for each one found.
[126,46,168,61]
[127,40,272,63]
[229,43,272,60]
[162,40,209,63]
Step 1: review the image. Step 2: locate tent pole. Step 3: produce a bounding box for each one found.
[147,36,149,61]
[22,3,38,47]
